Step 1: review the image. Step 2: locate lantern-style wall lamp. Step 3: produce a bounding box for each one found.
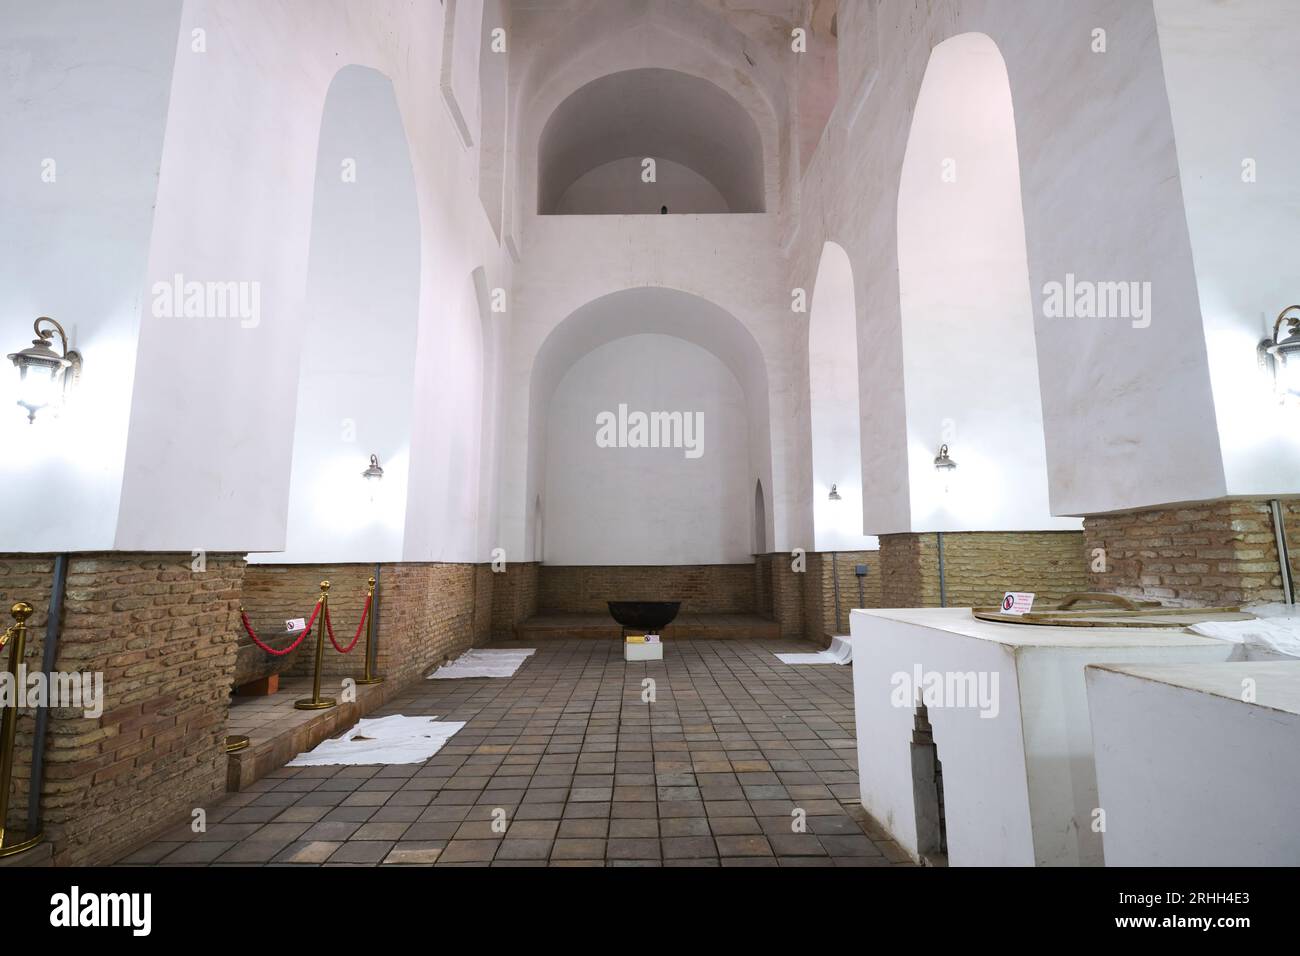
[827,483,842,501]
[7,317,82,423]
[362,455,384,481]
[934,443,957,494]
[934,444,957,473]
[1260,305,1300,403]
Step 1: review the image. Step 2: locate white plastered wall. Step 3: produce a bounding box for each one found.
[0,0,183,552]
[516,287,775,566]
[543,333,753,565]
[104,0,511,560]
[1154,0,1300,498]
[791,0,1229,534]
[497,1,799,562]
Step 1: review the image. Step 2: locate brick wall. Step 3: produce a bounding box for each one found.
[242,562,489,686]
[491,562,538,640]
[1084,498,1300,607]
[766,557,804,638]
[537,565,758,614]
[372,563,484,685]
[0,552,243,867]
[240,564,367,682]
[879,532,1089,608]
[753,555,774,617]
[880,534,938,607]
[472,564,494,645]
[804,551,883,641]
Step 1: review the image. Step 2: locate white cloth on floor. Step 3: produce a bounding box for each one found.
[1188,609,1300,659]
[287,715,465,766]
[427,648,536,679]
[776,635,852,665]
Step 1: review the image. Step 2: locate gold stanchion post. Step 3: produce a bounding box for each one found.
[0,602,43,858]
[356,576,384,686]
[295,582,336,711]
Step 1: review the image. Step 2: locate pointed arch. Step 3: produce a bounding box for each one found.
[261,65,421,563]
[897,33,1076,533]
[809,240,876,551]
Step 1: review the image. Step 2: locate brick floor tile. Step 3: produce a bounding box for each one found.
[558,818,609,838]
[607,838,661,860]
[715,835,774,857]
[662,836,718,859]
[496,839,554,860]
[127,639,883,869]
[438,840,499,863]
[550,838,607,860]
[609,819,658,838]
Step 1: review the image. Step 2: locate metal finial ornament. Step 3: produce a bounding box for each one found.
[0,602,44,857]
[356,575,384,686]
[295,581,337,711]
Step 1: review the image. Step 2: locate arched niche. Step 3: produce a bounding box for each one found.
[543,333,752,565]
[537,68,766,215]
[526,288,774,565]
[256,65,421,564]
[897,33,1076,533]
[809,240,876,552]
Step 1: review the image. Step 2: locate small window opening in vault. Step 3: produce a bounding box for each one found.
[911,701,949,866]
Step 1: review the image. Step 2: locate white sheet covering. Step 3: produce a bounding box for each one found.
[776,635,853,665]
[1188,607,1300,659]
[427,648,536,679]
[287,715,465,766]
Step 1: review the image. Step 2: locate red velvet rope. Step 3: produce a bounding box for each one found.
[325,593,370,655]
[241,600,320,657]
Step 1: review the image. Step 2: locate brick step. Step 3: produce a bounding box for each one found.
[516,613,780,641]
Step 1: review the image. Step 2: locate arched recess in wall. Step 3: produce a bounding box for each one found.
[252,66,421,565]
[537,69,766,215]
[754,480,768,555]
[809,241,877,552]
[478,0,507,238]
[527,288,774,566]
[897,33,1077,534]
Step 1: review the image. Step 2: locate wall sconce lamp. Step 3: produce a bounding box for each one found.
[7,317,82,423]
[934,444,957,495]
[934,444,957,472]
[828,483,842,501]
[362,454,384,481]
[1260,305,1300,402]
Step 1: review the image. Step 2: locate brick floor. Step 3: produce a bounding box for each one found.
[121,639,913,867]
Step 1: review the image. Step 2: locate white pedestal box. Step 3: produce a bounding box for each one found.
[624,642,663,662]
[1087,661,1300,866]
[849,608,1233,867]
